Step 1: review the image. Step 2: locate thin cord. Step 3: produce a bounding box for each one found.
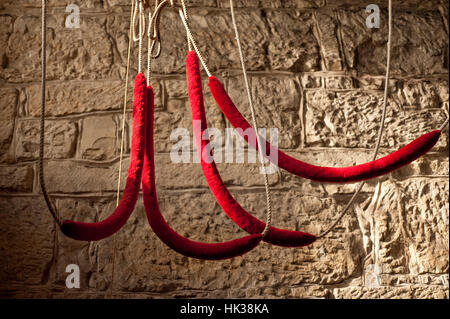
[147,9,153,81]
[148,0,166,59]
[178,7,211,77]
[132,0,139,41]
[110,0,135,299]
[132,0,146,72]
[138,0,144,73]
[439,115,449,131]
[40,0,62,227]
[318,0,393,238]
[147,0,162,80]
[180,0,192,51]
[229,0,272,237]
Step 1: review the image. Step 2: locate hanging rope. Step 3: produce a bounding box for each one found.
[179,0,193,52]
[229,0,272,237]
[226,0,393,238]
[132,0,146,73]
[147,6,154,81]
[178,0,446,241]
[110,0,136,299]
[40,0,147,242]
[40,0,62,227]
[148,0,165,59]
[187,51,316,247]
[117,0,136,211]
[178,5,211,77]
[317,0,393,238]
[142,65,263,260]
[439,115,449,131]
[177,2,274,238]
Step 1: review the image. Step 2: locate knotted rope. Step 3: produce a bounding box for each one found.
[132,0,146,73]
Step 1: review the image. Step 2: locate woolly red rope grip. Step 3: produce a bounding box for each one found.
[186,52,316,248]
[206,64,441,184]
[141,85,262,260]
[60,73,147,241]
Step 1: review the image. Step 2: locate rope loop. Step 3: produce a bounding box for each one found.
[131,0,147,73]
[132,0,146,42]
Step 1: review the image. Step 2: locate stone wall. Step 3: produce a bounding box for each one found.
[0,0,448,299]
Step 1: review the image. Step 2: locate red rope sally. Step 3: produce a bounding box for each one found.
[141,85,262,260]
[186,51,316,248]
[208,76,441,184]
[60,73,147,241]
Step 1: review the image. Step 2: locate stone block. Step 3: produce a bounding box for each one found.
[80,115,117,161]
[0,165,34,192]
[0,88,17,162]
[15,120,78,161]
[0,196,55,286]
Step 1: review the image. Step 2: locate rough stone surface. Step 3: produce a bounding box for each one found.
[0,196,55,286]
[333,285,449,299]
[3,14,114,83]
[27,80,129,117]
[339,9,448,75]
[0,165,34,192]
[90,190,363,294]
[314,12,343,71]
[0,88,17,162]
[354,179,449,276]
[43,159,129,193]
[228,76,302,149]
[15,120,78,161]
[0,0,448,299]
[26,78,160,118]
[80,116,117,161]
[154,94,226,153]
[52,197,113,290]
[219,0,326,9]
[305,89,448,150]
[266,11,320,72]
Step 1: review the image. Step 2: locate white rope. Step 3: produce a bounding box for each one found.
[132,0,139,41]
[317,0,393,238]
[180,0,192,51]
[147,8,153,81]
[132,0,145,73]
[229,0,272,237]
[439,114,449,131]
[40,0,63,226]
[178,7,211,77]
[117,0,135,212]
[148,0,165,59]
[111,0,136,299]
[139,0,143,73]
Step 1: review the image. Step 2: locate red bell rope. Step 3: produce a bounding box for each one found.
[208,76,442,184]
[60,74,148,241]
[186,51,316,248]
[180,0,446,240]
[176,0,442,185]
[141,85,262,260]
[40,0,148,241]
